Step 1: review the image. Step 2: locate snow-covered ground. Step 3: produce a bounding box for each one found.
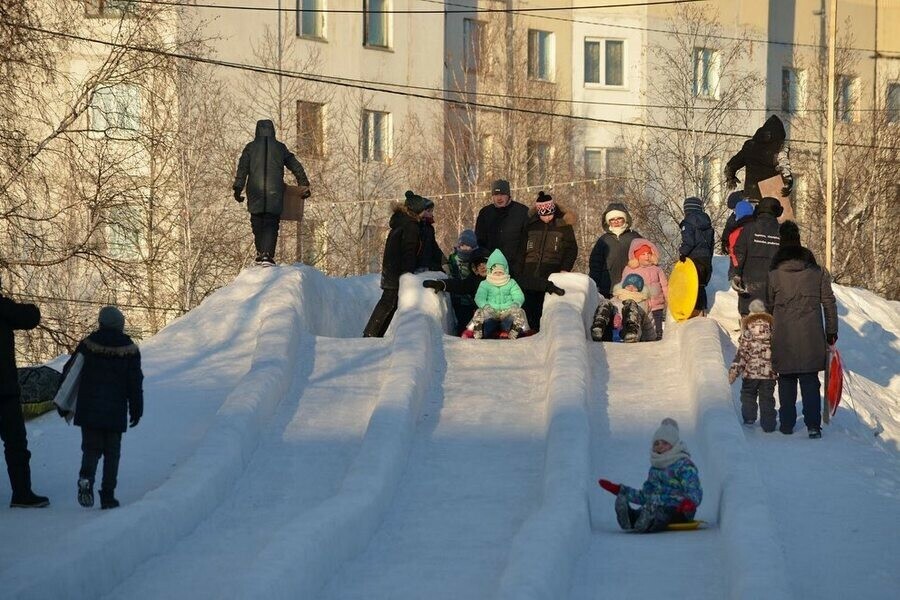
[1,258,897,599]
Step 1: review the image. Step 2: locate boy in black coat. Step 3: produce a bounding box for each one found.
[678,197,715,313]
[732,197,783,316]
[61,306,143,509]
[0,281,49,508]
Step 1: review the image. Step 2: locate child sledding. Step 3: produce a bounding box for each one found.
[591,273,657,343]
[598,418,703,533]
[466,250,530,339]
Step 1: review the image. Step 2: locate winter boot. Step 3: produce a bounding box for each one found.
[614,492,634,530]
[591,302,615,341]
[77,478,94,508]
[460,329,475,339]
[99,490,120,510]
[621,301,642,343]
[808,427,822,439]
[632,502,670,533]
[9,491,50,508]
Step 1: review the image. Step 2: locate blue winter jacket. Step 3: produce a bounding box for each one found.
[679,211,715,262]
[622,457,703,511]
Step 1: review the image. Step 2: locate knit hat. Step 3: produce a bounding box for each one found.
[469,248,489,267]
[734,200,754,220]
[457,229,478,249]
[683,196,703,213]
[491,179,511,196]
[653,418,681,446]
[404,190,428,215]
[779,220,801,247]
[605,209,627,224]
[98,305,125,332]
[535,191,555,216]
[633,243,653,259]
[622,273,644,292]
[748,299,767,314]
[757,197,783,217]
[726,190,745,210]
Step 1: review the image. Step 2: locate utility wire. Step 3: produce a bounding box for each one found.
[9,291,187,313]
[5,20,898,152]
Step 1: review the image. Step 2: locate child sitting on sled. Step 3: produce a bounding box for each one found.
[598,418,702,533]
[590,273,656,342]
[620,239,668,340]
[464,249,530,339]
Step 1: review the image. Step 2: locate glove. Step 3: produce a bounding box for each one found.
[233,189,244,203]
[129,416,140,428]
[56,407,70,419]
[781,174,794,196]
[730,276,746,293]
[422,280,445,292]
[826,333,837,346]
[298,185,312,199]
[545,282,565,296]
[598,479,621,495]
[677,499,697,514]
[725,175,740,190]
[678,254,687,263]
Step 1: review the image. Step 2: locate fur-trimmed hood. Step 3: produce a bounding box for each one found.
[527,201,577,226]
[626,237,661,269]
[389,202,420,223]
[740,311,773,333]
[770,245,818,271]
[82,330,139,357]
[601,202,633,233]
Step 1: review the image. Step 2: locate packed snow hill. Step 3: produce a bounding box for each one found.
[0,258,897,600]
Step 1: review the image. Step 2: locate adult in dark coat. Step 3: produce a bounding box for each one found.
[416,202,445,273]
[475,179,530,276]
[724,115,793,201]
[767,222,838,438]
[732,197,783,316]
[678,197,715,313]
[422,249,489,334]
[233,119,310,264]
[516,192,575,331]
[363,191,430,337]
[0,282,48,508]
[589,202,641,298]
[61,306,143,509]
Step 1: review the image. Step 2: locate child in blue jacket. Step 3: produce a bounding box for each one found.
[598,418,702,532]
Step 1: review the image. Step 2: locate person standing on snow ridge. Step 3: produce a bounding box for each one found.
[233,119,310,266]
[678,197,715,315]
[767,221,838,439]
[598,418,702,533]
[724,114,793,201]
[732,197,783,317]
[475,179,530,277]
[0,278,49,508]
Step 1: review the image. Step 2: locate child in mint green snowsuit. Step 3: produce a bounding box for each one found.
[598,418,702,533]
[466,249,530,339]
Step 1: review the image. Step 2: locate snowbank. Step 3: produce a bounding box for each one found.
[496,273,597,600]
[4,266,379,599]
[674,317,791,600]
[234,272,448,599]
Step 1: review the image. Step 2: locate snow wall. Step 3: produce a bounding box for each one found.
[5,266,380,599]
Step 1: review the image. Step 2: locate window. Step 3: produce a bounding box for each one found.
[697,156,722,205]
[584,39,624,86]
[85,0,133,17]
[297,0,325,39]
[364,0,390,48]
[584,148,603,178]
[836,75,859,123]
[297,101,324,157]
[89,84,140,138]
[106,203,143,259]
[528,30,555,82]
[464,19,487,73]
[693,47,720,99]
[585,147,625,198]
[781,68,804,114]
[362,110,391,162]
[886,82,899,123]
[526,140,550,186]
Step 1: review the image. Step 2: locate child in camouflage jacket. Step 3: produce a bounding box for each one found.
[728,299,778,431]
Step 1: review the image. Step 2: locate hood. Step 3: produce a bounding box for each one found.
[601,202,633,233]
[771,245,818,271]
[84,329,139,356]
[626,238,661,268]
[740,312,774,333]
[756,197,783,218]
[752,115,786,144]
[389,202,419,226]
[527,201,578,226]
[486,249,509,273]
[255,119,276,138]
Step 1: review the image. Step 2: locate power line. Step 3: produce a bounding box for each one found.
[5,20,898,152]
[9,291,187,314]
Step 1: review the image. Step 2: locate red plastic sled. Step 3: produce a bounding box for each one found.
[824,345,844,419]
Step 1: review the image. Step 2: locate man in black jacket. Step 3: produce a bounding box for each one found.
[733,197,783,316]
[475,179,529,276]
[233,119,310,265]
[0,279,49,508]
[725,115,793,201]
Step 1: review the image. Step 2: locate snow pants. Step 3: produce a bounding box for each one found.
[0,393,32,497]
[740,378,777,431]
[778,372,821,432]
[250,212,280,259]
[615,493,692,533]
[523,289,545,332]
[652,309,664,340]
[468,306,529,338]
[80,427,122,494]
[363,289,398,338]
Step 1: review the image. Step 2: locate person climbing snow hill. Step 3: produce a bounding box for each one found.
[724,114,793,202]
[728,299,778,432]
[598,418,702,533]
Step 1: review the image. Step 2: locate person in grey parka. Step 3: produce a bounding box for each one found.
[767,221,838,439]
[233,119,310,265]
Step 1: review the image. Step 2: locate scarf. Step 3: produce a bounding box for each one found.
[486,270,510,286]
[608,224,627,236]
[650,440,691,469]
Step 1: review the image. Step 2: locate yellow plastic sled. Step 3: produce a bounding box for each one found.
[668,258,699,322]
[667,520,706,531]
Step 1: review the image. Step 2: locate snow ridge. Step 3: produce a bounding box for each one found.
[496,273,597,600]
